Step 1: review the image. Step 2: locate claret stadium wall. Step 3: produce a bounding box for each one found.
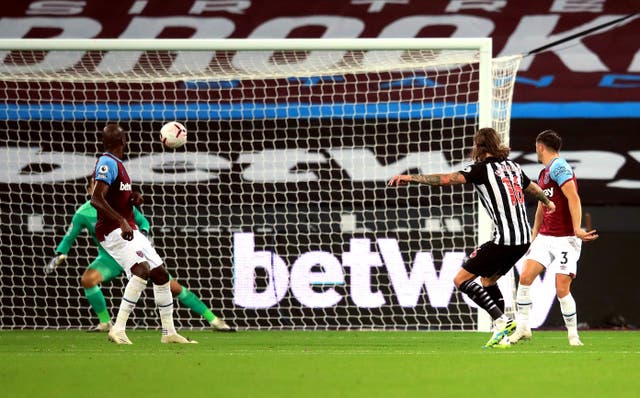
[1,1,639,330]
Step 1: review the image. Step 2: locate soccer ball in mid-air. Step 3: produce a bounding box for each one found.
[160,121,187,148]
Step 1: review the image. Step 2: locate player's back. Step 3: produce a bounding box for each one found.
[461,157,531,246]
[538,157,575,236]
[93,152,136,240]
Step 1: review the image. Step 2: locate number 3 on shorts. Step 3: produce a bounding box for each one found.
[560,251,568,264]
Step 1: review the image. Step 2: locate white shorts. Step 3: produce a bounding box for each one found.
[525,233,582,277]
[101,228,163,279]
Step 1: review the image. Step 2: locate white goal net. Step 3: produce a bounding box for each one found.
[0,39,521,330]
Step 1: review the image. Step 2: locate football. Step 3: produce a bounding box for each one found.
[160,121,187,148]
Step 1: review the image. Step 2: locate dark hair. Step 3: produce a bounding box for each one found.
[471,127,510,161]
[536,129,562,152]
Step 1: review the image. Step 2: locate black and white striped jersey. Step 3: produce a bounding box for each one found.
[459,157,532,246]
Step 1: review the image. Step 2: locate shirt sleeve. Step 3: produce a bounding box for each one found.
[520,169,531,189]
[55,213,85,255]
[549,158,574,186]
[133,207,150,233]
[458,162,483,184]
[94,156,118,185]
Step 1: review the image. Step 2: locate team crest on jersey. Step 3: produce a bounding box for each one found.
[136,251,144,258]
[543,173,550,184]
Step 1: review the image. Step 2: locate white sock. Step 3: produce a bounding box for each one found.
[558,293,578,337]
[113,275,146,331]
[154,282,176,336]
[516,284,532,330]
[494,315,510,329]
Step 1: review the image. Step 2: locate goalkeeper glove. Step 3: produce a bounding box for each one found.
[45,254,67,274]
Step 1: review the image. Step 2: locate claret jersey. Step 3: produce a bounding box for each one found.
[93,152,136,240]
[538,157,576,237]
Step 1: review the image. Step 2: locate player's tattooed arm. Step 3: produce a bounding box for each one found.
[410,172,467,186]
[388,172,466,187]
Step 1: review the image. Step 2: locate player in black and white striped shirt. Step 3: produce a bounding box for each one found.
[389,127,555,347]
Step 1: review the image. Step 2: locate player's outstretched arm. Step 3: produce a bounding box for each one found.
[561,180,598,242]
[524,181,555,213]
[388,172,467,187]
[46,213,86,274]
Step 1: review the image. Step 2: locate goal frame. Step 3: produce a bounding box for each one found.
[0,37,498,331]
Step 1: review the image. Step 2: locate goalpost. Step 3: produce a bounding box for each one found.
[0,38,521,331]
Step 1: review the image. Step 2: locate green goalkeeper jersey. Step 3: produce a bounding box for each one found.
[55,201,150,256]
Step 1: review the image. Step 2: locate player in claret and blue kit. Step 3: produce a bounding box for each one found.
[511,130,598,346]
[90,123,196,344]
[46,179,234,334]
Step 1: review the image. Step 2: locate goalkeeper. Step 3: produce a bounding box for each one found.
[47,180,234,333]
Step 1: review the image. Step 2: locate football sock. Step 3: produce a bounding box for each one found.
[484,284,505,313]
[515,284,532,329]
[154,281,177,336]
[113,275,146,331]
[84,286,111,323]
[176,286,215,323]
[558,293,578,336]
[459,279,503,320]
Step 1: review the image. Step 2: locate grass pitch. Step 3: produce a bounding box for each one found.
[1,330,638,398]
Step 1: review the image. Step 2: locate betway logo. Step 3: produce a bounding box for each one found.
[2,147,639,189]
[543,187,554,197]
[234,232,467,309]
[120,182,131,191]
[234,232,558,327]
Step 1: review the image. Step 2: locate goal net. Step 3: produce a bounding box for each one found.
[0,39,521,330]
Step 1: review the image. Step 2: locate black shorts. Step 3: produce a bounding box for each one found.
[462,242,529,278]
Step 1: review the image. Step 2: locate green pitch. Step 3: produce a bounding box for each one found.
[1,330,638,398]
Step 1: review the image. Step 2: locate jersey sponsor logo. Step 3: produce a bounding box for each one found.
[543,187,554,197]
[120,182,132,191]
